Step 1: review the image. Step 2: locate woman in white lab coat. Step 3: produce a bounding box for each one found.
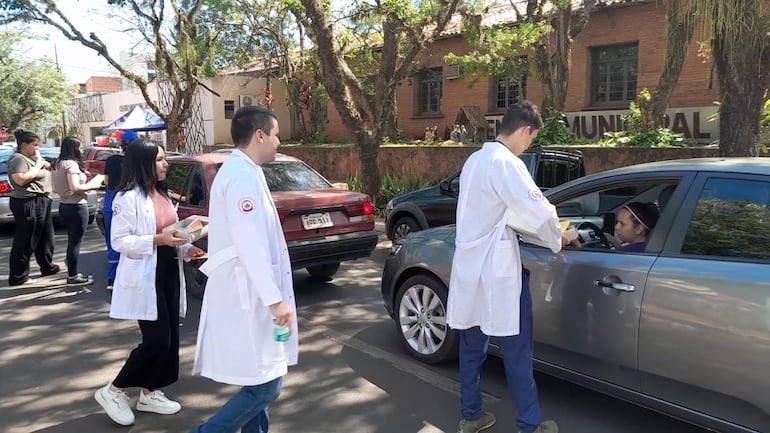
[93,139,203,427]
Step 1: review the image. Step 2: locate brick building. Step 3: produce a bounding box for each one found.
[324,0,723,143]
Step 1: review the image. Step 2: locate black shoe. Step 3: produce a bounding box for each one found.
[41,265,61,277]
[67,273,94,285]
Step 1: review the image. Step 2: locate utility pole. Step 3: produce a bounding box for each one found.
[54,44,66,145]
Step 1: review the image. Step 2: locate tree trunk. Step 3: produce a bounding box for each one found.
[713,38,763,156]
[359,134,383,205]
[165,119,182,153]
[647,0,695,129]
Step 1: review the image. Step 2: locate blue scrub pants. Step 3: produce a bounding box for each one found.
[459,270,543,433]
[190,377,282,433]
[103,190,120,284]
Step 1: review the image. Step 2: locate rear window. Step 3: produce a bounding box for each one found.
[263,161,331,191]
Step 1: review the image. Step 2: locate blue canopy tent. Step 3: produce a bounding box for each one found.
[102,105,166,132]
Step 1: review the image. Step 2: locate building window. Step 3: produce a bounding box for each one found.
[494,76,527,110]
[591,43,638,106]
[224,100,235,119]
[417,68,443,115]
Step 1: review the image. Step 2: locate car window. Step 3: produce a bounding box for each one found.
[263,161,331,191]
[187,165,206,207]
[558,183,666,218]
[0,150,13,174]
[681,178,770,260]
[166,163,193,204]
[95,150,116,161]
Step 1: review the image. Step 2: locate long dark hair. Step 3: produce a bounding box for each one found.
[117,138,167,197]
[56,137,85,172]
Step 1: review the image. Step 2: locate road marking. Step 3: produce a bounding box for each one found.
[297,316,500,403]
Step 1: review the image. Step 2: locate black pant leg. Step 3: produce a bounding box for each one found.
[33,196,56,274]
[59,203,88,277]
[8,197,35,285]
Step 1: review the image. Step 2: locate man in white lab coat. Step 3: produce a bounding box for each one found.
[448,101,568,433]
[190,106,297,433]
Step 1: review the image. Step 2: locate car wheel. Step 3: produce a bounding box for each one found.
[394,274,458,363]
[183,239,209,299]
[306,262,340,281]
[390,216,420,240]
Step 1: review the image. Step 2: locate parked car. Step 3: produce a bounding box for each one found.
[384,145,585,240]
[0,148,97,225]
[381,158,770,433]
[81,146,122,184]
[97,152,379,298]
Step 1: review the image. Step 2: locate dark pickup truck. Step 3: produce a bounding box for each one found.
[384,146,586,240]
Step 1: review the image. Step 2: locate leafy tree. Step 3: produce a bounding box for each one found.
[0,31,74,132]
[446,0,595,115]
[208,0,325,143]
[287,0,462,202]
[685,0,770,156]
[1,0,222,152]
[637,0,696,129]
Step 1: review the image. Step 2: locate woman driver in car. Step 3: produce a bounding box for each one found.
[614,201,660,252]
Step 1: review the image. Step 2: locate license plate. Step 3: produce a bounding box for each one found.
[302,212,333,230]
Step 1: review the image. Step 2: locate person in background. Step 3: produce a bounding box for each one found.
[51,137,104,285]
[448,101,568,433]
[102,130,138,290]
[6,128,60,286]
[94,138,203,426]
[189,105,297,433]
[614,201,660,252]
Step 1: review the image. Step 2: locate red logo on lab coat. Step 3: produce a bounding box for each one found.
[239,198,255,214]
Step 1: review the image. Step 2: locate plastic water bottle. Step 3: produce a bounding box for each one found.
[273,325,290,342]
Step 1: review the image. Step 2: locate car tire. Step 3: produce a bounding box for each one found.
[306,262,340,281]
[183,239,209,299]
[390,216,420,240]
[394,274,458,363]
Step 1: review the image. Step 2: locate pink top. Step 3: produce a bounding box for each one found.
[151,189,177,234]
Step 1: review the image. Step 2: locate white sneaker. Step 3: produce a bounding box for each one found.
[136,389,181,415]
[94,383,135,426]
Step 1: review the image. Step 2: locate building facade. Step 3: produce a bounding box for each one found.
[324,0,723,143]
[71,73,290,153]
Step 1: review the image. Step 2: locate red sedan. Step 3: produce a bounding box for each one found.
[83,146,121,182]
[124,151,378,297]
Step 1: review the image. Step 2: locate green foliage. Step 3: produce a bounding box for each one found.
[599,91,686,148]
[0,31,74,131]
[347,171,431,217]
[444,12,548,84]
[533,111,574,145]
[759,96,770,154]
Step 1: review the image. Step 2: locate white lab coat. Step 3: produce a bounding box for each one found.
[447,142,562,336]
[109,186,190,321]
[192,150,298,387]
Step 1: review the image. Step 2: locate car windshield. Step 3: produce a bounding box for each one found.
[0,149,13,174]
[263,161,331,191]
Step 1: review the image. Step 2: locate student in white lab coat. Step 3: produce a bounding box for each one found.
[189,105,297,433]
[94,139,204,426]
[448,101,570,433]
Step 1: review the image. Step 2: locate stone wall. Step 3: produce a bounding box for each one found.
[270,145,723,182]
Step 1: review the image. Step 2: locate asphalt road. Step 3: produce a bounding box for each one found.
[0,223,710,433]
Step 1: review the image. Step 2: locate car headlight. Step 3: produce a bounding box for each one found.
[390,242,403,256]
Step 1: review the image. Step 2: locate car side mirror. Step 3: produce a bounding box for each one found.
[440,180,450,192]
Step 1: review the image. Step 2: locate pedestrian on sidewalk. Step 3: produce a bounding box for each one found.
[189,105,297,433]
[447,101,569,433]
[102,131,138,290]
[6,128,59,286]
[51,136,104,285]
[94,138,203,426]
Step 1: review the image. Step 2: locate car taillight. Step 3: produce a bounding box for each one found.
[349,200,375,223]
[0,180,12,197]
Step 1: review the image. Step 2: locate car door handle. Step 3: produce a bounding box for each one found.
[593,280,636,292]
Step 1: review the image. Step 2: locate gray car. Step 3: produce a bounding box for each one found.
[0,148,97,225]
[381,157,770,433]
